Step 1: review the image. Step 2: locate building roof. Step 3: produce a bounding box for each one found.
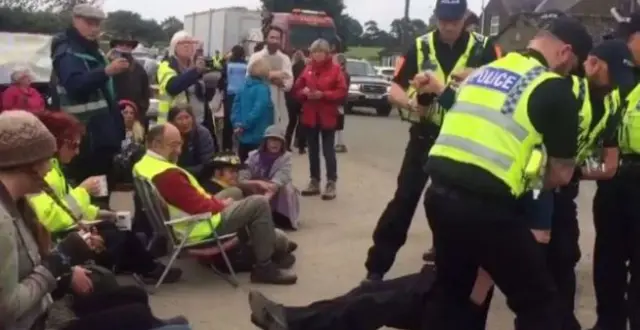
[534,0,582,13]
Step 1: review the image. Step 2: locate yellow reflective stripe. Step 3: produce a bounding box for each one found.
[436,134,514,170]
[63,194,84,219]
[450,102,528,141]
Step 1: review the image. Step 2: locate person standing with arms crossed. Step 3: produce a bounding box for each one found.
[421,16,592,329]
[362,0,498,283]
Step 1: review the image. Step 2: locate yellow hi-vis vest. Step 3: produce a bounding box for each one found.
[133,153,222,242]
[156,60,188,124]
[573,76,621,163]
[429,53,560,197]
[212,55,223,69]
[28,158,99,233]
[399,31,489,125]
[618,83,640,154]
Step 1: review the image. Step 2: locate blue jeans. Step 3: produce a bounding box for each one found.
[523,190,554,230]
[306,127,337,181]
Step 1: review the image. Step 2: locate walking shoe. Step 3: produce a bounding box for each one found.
[251,262,297,285]
[321,181,336,200]
[249,290,288,330]
[360,272,383,286]
[272,253,296,269]
[301,179,321,196]
[422,247,436,265]
[287,241,298,253]
[335,144,348,153]
[140,263,183,284]
[161,315,189,325]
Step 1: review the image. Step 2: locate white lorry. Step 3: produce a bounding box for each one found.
[183,6,263,57]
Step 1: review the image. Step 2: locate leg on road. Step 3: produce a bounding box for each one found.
[364,125,432,280]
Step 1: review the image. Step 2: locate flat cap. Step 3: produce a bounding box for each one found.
[72,4,106,20]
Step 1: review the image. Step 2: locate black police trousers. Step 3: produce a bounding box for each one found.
[365,124,435,276]
[281,265,492,330]
[548,183,582,330]
[593,174,640,330]
[422,182,561,330]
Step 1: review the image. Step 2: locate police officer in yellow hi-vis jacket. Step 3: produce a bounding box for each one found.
[419,16,592,329]
[590,13,640,330]
[28,111,183,284]
[363,0,498,284]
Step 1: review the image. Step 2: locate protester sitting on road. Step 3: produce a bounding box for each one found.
[50,4,127,209]
[28,111,183,284]
[0,110,114,330]
[167,104,216,178]
[218,45,248,151]
[121,100,145,146]
[110,36,150,129]
[134,123,298,284]
[294,39,348,201]
[232,57,274,162]
[240,125,300,230]
[1,67,45,112]
[156,30,213,128]
[112,100,146,187]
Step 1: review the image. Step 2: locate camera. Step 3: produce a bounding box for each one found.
[112,49,133,62]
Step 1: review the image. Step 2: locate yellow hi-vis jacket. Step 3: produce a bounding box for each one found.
[156,59,188,124]
[399,31,489,125]
[429,52,560,197]
[619,83,640,154]
[133,152,222,242]
[28,158,99,233]
[572,76,621,163]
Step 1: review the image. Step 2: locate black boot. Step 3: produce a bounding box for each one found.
[249,290,288,330]
[250,262,297,285]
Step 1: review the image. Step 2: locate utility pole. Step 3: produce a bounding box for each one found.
[480,0,486,35]
[402,0,410,47]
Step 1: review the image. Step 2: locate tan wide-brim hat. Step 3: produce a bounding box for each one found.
[0,110,56,169]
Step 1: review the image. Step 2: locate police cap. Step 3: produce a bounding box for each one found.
[540,14,593,64]
[590,39,635,88]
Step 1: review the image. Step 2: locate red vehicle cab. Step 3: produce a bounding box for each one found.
[263,9,340,55]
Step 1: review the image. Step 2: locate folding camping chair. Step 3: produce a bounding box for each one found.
[133,176,239,292]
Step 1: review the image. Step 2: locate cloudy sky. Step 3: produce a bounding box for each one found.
[103,0,486,30]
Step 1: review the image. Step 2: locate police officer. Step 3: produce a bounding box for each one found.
[421,16,591,329]
[590,13,640,330]
[549,39,631,330]
[363,0,498,283]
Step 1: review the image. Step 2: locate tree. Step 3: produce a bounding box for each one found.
[336,14,362,46]
[161,16,183,40]
[0,0,101,12]
[103,10,165,45]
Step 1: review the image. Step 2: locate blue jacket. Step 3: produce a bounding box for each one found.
[51,28,123,152]
[231,77,274,145]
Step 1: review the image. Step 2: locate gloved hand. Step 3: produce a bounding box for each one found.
[42,232,95,278]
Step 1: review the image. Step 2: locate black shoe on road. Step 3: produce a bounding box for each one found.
[251,262,297,285]
[249,290,288,330]
[360,272,383,286]
[141,263,182,284]
[422,247,436,265]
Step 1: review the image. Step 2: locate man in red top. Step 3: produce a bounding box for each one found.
[144,124,298,285]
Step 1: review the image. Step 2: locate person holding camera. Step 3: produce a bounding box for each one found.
[156,31,216,137]
[110,37,150,130]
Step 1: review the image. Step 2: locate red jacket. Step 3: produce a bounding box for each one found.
[153,168,226,215]
[1,85,45,112]
[293,59,347,129]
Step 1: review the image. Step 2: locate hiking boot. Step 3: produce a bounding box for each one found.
[335,144,348,153]
[161,315,189,325]
[321,181,336,200]
[249,290,288,330]
[287,241,298,253]
[251,262,297,285]
[273,253,296,269]
[422,247,436,265]
[140,263,182,284]
[301,179,321,196]
[360,272,383,286]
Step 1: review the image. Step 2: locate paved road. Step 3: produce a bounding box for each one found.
[113,111,599,329]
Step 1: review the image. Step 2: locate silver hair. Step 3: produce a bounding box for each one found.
[309,39,331,53]
[10,67,31,83]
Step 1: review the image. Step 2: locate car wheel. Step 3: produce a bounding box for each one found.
[344,105,354,114]
[376,105,392,117]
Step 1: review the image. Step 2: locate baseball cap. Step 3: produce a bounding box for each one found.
[590,39,635,88]
[540,15,593,64]
[616,11,640,38]
[435,0,468,21]
[72,4,106,20]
